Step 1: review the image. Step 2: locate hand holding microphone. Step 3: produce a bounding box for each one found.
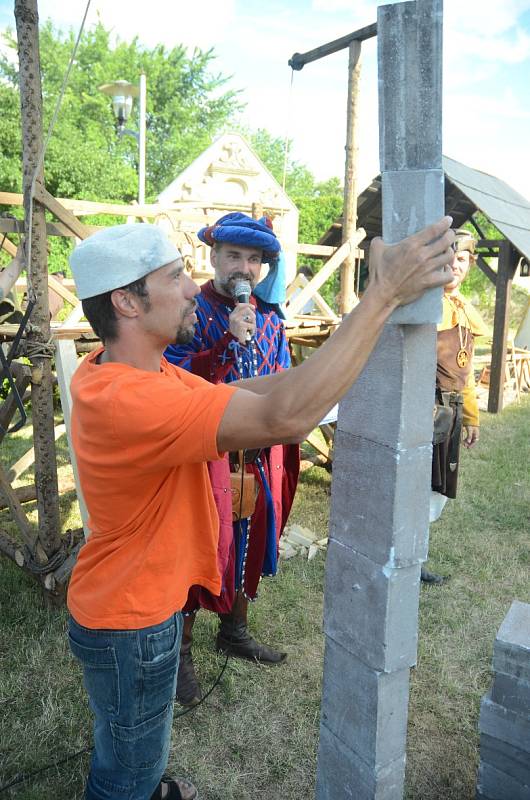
[229,280,255,344]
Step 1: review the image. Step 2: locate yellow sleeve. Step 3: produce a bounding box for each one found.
[462,365,479,426]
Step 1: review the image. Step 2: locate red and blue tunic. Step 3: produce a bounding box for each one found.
[165,281,299,612]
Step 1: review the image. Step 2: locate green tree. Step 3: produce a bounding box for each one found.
[248,129,343,306]
[0,21,242,202]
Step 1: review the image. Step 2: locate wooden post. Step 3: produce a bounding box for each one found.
[340,41,361,316]
[15,0,62,559]
[488,241,517,413]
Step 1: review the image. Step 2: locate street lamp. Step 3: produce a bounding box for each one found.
[99,76,147,205]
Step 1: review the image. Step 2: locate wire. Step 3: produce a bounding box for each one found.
[281,69,296,199]
[0,746,91,794]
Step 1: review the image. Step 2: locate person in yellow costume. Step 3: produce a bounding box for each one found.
[422,228,489,584]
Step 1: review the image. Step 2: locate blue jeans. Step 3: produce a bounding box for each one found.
[68,612,183,800]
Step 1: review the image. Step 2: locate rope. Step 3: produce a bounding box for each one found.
[280,68,295,201]
[25,0,92,299]
[22,337,55,360]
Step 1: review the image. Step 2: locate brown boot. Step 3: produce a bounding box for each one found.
[176,613,201,706]
[216,592,287,664]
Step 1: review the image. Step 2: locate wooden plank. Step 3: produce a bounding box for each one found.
[48,273,80,307]
[305,429,331,460]
[0,474,76,510]
[55,340,90,537]
[1,237,17,257]
[0,322,95,340]
[0,462,36,549]
[0,191,292,218]
[7,424,66,483]
[33,184,91,239]
[340,40,362,314]
[297,243,336,257]
[0,248,25,301]
[476,254,497,286]
[0,217,101,238]
[61,300,86,327]
[301,275,339,320]
[488,241,517,413]
[285,230,365,319]
[288,22,377,70]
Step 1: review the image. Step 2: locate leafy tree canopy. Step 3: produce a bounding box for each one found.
[0,20,242,201]
[0,23,343,278]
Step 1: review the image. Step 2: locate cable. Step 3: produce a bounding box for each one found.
[0,746,91,795]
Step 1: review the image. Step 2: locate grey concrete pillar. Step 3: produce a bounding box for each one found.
[315,3,444,799]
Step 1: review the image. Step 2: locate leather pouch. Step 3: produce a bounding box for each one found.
[433,404,453,445]
[231,451,259,521]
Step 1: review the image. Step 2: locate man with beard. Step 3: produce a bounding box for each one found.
[67,219,455,799]
[165,212,299,707]
[422,227,488,584]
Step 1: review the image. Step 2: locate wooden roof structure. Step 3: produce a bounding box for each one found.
[320,155,530,261]
[319,155,530,414]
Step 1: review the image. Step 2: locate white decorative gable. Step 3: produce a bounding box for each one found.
[157,133,299,282]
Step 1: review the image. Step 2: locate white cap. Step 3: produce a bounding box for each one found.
[70,224,182,300]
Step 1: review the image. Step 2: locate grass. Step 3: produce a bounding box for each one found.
[0,397,529,799]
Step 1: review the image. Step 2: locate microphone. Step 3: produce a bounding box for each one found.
[231,280,252,343]
[232,280,251,305]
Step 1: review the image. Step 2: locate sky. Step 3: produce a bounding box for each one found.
[1,0,530,199]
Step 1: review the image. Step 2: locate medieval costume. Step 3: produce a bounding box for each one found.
[432,288,488,500]
[166,279,300,606]
[164,212,299,705]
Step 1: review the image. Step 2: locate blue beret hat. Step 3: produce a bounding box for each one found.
[197,212,280,264]
[70,224,182,300]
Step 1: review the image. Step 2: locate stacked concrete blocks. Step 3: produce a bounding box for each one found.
[476,600,530,800]
[315,2,444,799]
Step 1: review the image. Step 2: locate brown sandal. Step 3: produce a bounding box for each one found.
[150,774,198,800]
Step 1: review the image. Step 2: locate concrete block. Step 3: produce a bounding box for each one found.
[336,323,437,449]
[316,722,406,800]
[494,601,530,683]
[479,693,530,754]
[480,733,530,787]
[381,169,445,326]
[319,636,409,767]
[492,671,530,715]
[329,430,431,566]
[378,0,442,172]
[323,539,421,672]
[477,761,530,800]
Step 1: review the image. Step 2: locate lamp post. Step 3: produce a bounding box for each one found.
[99,75,146,205]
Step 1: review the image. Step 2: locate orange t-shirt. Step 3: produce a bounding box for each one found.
[67,347,236,630]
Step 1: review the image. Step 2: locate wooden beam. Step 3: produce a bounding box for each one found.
[0,474,76,510]
[32,184,91,239]
[288,22,377,70]
[488,241,517,413]
[0,217,101,238]
[0,461,37,550]
[48,273,80,307]
[1,237,18,257]
[340,40,362,315]
[285,230,365,319]
[7,424,66,483]
[0,191,292,219]
[476,254,497,286]
[55,340,90,537]
[297,243,336,257]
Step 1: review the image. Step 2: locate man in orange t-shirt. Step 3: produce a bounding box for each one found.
[68,220,455,800]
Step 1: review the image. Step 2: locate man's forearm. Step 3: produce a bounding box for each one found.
[264,286,394,436]
[217,217,455,453]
